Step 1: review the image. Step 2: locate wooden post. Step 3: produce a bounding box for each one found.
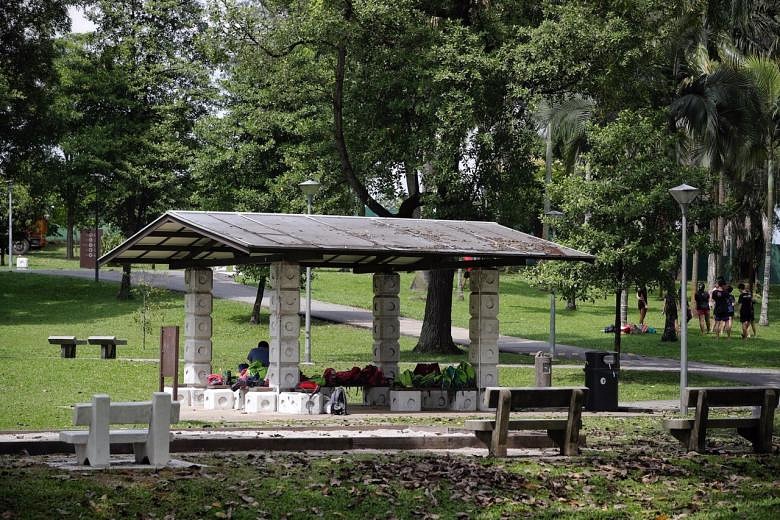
[490,389,511,457]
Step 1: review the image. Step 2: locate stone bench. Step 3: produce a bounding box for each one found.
[663,387,779,453]
[60,392,180,467]
[48,336,87,358]
[87,336,128,359]
[464,387,587,457]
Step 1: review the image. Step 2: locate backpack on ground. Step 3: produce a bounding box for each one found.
[326,386,348,415]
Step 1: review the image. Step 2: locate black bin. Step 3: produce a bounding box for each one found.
[584,351,619,411]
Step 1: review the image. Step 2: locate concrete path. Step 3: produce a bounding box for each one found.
[26,268,780,387]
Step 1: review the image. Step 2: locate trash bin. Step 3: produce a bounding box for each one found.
[583,351,619,411]
[534,351,552,387]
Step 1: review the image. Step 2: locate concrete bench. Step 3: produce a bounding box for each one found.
[87,336,128,359]
[464,387,587,457]
[48,336,87,358]
[59,392,180,467]
[663,387,779,453]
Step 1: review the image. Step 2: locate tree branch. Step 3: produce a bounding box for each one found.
[332,42,392,217]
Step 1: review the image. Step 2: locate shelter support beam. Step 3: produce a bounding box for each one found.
[183,268,213,386]
[469,269,500,406]
[268,261,301,391]
[372,273,401,381]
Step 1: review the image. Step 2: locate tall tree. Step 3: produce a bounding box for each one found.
[0,0,69,175]
[552,110,711,353]
[76,0,211,298]
[742,55,780,325]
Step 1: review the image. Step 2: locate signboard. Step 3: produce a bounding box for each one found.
[79,229,102,269]
[159,326,180,396]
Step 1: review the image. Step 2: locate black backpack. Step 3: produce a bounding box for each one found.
[327,387,348,415]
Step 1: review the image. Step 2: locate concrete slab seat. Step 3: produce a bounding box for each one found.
[59,392,180,467]
[87,335,128,359]
[663,387,779,453]
[47,336,87,358]
[464,387,587,457]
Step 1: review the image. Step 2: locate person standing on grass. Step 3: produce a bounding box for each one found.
[637,286,648,325]
[694,283,711,334]
[711,279,730,338]
[737,283,757,339]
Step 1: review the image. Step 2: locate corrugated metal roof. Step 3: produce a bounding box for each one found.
[99,211,593,271]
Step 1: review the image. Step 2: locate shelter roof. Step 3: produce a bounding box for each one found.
[99,211,593,272]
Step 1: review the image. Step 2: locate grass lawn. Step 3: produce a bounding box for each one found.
[2,416,779,519]
[310,270,780,368]
[0,272,742,431]
[13,244,780,367]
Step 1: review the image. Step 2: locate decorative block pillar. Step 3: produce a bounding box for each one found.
[372,273,401,382]
[469,269,500,390]
[267,261,301,390]
[184,268,213,386]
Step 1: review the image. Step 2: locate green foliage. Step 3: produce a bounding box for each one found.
[441,362,477,391]
[552,110,712,295]
[248,360,268,380]
[131,280,167,350]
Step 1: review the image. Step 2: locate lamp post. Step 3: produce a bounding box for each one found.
[545,210,564,358]
[7,181,12,271]
[299,179,321,365]
[669,183,700,414]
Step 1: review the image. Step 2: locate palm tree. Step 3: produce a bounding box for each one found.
[534,96,594,310]
[671,43,762,285]
[742,55,780,325]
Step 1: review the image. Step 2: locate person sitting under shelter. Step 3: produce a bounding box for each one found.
[247,340,269,366]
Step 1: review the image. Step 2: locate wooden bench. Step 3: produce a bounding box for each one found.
[59,392,180,467]
[87,335,128,359]
[464,387,587,457]
[663,387,778,453]
[48,336,87,358]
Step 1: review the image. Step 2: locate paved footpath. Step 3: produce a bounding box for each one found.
[27,268,780,387]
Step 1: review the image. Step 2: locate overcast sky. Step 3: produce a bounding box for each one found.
[67,6,96,33]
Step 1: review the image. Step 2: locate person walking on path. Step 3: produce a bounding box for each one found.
[711,279,730,338]
[637,286,649,326]
[737,283,757,339]
[694,283,711,334]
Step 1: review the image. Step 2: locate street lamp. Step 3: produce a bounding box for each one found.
[669,183,700,414]
[7,181,12,271]
[545,210,564,358]
[299,179,321,365]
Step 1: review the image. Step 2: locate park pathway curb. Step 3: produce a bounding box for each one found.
[23,268,780,387]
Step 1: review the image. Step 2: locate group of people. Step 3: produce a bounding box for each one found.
[693,280,757,339]
[637,279,757,340]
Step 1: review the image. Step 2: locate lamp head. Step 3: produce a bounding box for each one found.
[298,179,321,198]
[544,210,564,221]
[669,183,700,207]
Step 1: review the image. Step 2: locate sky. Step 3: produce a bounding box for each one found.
[67,6,96,33]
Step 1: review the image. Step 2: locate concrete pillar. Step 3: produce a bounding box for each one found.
[373,272,401,381]
[469,269,500,390]
[267,261,301,391]
[184,268,213,386]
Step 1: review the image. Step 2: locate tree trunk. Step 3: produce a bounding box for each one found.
[250,275,267,325]
[542,124,552,240]
[661,292,678,342]
[66,203,75,260]
[716,173,725,276]
[566,294,577,311]
[759,158,774,326]
[707,217,717,290]
[620,288,628,326]
[414,269,460,354]
[117,264,132,300]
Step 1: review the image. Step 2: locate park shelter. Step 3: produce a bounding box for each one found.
[100,210,593,392]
